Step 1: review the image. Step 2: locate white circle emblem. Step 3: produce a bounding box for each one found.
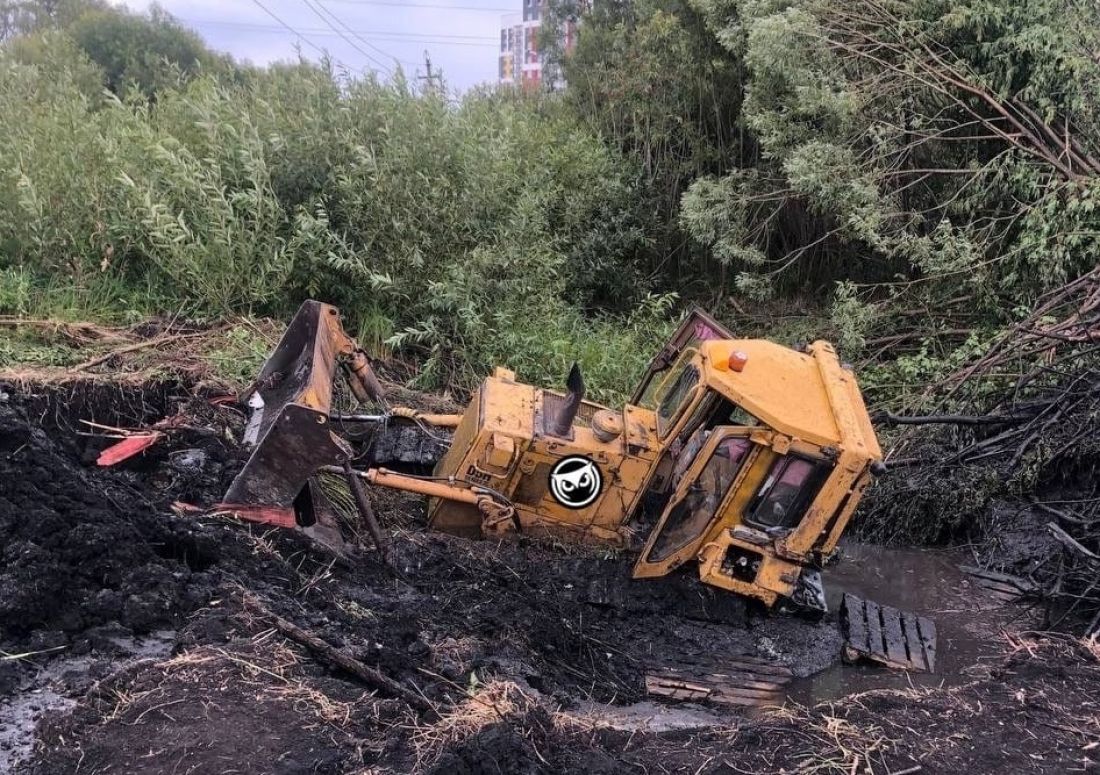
[548,456,603,509]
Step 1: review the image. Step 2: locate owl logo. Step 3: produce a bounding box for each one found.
[548,456,603,509]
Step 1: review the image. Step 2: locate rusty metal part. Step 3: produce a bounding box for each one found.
[840,593,937,672]
[547,362,584,438]
[223,405,353,524]
[591,409,624,443]
[645,656,793,707]
[389,407,463,427]
[343,349,387,405]
[211,503,299,529]
[343,461,393,570]
[477,495,520,535]
[223,301,358,524]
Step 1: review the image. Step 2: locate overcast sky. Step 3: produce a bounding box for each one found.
[113,0,512,92]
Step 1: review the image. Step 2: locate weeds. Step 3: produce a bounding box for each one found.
[0,34,659,401]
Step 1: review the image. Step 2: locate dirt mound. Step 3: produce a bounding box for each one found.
[0,392,221,646]
[4,380,1097,774]
[0,380,844,773]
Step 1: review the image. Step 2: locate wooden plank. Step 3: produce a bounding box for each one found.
[913,614,937,672]
[711,690,782,704]
[839,595,938,673]
[880,605,911,667]
[706,685,781,699]
[649,668,785,692]
[645,675,779,705]
[864,599,885,659]
[645,653,793,708]
[645,676,712,701]
[708,666,788,681]
[842,594,869,652]
[722,659,794,677]
[661,655,793,677]
[693,675,784,692]
[898,613,926,671]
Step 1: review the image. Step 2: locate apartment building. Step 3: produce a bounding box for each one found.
[498,0,583,88]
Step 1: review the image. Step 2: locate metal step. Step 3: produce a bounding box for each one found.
[839,593,937,672]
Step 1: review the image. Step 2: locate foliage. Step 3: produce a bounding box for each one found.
[543,0,744,289]
[4,1,232,96]
[66,4,229,96]
[0,27,659,400]
[681,0,1100,313]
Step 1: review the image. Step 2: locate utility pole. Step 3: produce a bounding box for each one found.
[417,50,443,95]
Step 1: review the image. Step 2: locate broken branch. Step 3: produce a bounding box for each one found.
[243,595,436,715]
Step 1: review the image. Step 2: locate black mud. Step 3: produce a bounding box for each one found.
[1,381,1097,774]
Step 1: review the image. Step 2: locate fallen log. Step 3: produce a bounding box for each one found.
[1048,522,1100,563]
[243,596,435,715]
[873,411,1032,427]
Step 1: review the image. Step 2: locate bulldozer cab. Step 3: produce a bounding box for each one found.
[634,426,760,574]
[629,335,882,606]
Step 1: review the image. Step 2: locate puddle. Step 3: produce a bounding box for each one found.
[786,542,1037,704]
[0,630,176,772]
[0,678,74,773]
[568,699,732,732]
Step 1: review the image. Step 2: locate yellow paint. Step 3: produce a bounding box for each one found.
[263,302,883,608]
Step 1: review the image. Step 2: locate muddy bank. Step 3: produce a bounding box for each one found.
[1,381,1097,773]
[0,382,237,649]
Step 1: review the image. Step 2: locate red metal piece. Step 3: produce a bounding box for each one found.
[96,433,163,466]
[213,503,298,529]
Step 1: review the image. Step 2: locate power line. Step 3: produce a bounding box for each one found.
[185,19,500,48]
[323,0,513,11]
[313,0,421,67]
[185,18,497,42]
[300,0,395,75]
[249,0,331,58]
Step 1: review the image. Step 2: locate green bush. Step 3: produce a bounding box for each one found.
[0,29,661,400]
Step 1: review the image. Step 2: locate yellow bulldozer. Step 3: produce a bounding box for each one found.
[221,300,883,611]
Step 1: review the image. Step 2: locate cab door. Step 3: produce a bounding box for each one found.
[632,308,733,407]
[632,427,765,578]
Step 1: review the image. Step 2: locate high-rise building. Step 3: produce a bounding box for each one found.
[498,1,584,88]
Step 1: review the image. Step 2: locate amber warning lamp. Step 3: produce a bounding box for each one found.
[714,349,749,373]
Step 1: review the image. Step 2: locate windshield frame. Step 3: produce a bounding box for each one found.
[641,427,759,564]
[744,452,833,530]
[656,359,701,438]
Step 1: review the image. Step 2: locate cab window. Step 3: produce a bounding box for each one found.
[657,364,699,438]
[745,455,832,530]
[646,435,754,562]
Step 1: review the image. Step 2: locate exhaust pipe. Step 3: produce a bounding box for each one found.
[548,362,585,438]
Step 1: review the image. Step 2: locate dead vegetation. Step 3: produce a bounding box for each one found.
[863,266,1100,636]
[0,315,278,388]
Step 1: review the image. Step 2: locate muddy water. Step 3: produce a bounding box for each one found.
[559,542,1031,733]
[786,542,1036,704]
[0,630,176,773]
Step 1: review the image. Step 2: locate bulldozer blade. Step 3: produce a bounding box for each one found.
[840,593,937,672]
[221,300,358,527]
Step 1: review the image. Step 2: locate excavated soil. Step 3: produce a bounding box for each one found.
[2,381,1098,774]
